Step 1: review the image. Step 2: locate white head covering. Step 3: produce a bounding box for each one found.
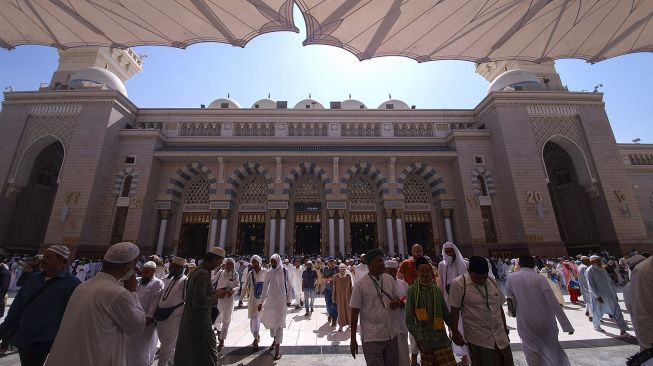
[580,256,590,261]
[104,242,139,264]
[385,260,399,269]
[209,247,226,258]
[251,255,262,264]
[143,261,157,269]
[441,241,467,275]
[172,257,186,266]
[338,263,347,270]
[306,261,313,265]
[589,255,601,262]
[47,245,70,260]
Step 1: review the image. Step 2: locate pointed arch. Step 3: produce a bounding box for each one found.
[225,162,274,200]
[542,135,594,187]
[112,167,139,197]
[471,166,496,197]
[340,162,388,197]
[12,135,66,187]
[166,162,217,201]
[397,162,445,197]
[283,162,332,195]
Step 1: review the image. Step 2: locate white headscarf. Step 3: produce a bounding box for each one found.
[442,241,468,276]
[266,254,287,297]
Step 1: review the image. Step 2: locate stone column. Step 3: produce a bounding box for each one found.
[395,212,405,258]
[156,209,171,256]
[328,210,336,258]
[219,209,228,249]
[338,213,345,257]
[385,209,395,256]
[279,210,287,256]
[208,210,219,251]
[269,210,277,257]
[442,209,454,243]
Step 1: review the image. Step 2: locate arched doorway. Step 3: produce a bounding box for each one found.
[403,174,436,257]
[7,141,64,249]
[348,174,379,256]
[291,174,324,255]
[235,175,267,255]
[178,175,210,259]
[544,141,600,254]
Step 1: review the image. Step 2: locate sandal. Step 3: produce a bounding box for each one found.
[273,352,282,360]
[267,343,276,352]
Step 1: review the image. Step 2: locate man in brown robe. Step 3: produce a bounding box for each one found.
[332,263,353,331]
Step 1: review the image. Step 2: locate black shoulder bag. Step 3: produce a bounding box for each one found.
[153,277,185,322]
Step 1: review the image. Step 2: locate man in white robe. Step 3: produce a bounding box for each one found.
[505,255,574,366]
[586,255,631,336]
[437,241,469,364]
[155,257,187,366]
[242,255,268,348]
[577,256,593,320]
[624,255,653,351]
[213,258,241,352]
[385,260,410,366]
[352,254,369,284]
[45,242,146,366]
[288,258,304,309]
[259,254,291,361]
[126,261,164,366]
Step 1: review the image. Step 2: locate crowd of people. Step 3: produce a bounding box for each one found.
[0,241,650,366]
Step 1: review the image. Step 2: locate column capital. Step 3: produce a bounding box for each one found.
[159,209,172,220]
[279,209,287,219]
[210,210,220,220]
[441,208,452,218]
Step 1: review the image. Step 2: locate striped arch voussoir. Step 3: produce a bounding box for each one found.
[283,162,332,195]
[225,162,274,199]
[471,167,496,197]
[166,162,218,201]
[397,162,445,197]
[340,162,388,196]
[112,167,138,197]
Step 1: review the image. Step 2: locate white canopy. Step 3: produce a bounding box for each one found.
[1,0,652,63]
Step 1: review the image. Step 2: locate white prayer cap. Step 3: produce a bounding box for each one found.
[338,263,347,269]
[142,261,157,269]
[284,259,289,263]
[581,256,590,261]
[104,242,139,264]
[47,245,70,260]
[306,261,313,265]
[208,247,226,258]
[251,255,262,264]
[589,255,601,262]
[187,262,197,268]
[628,255,646,269]
[385,260,399,269]
[171,257,186,266]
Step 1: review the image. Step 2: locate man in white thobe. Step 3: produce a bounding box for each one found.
[155,257,187,366]
[126,261,164,366]
[577,256,593,321]
[505,255,574,366]
[352,254,369,284]
[259,254,291,360]
[624,255,653,351]
[242,255,268,348]
[214,258,241,352]
[385,260,410,366]
[437,241,470,364]
[288,258,304,309]
[586,255,631,337]
[45,242,146,366]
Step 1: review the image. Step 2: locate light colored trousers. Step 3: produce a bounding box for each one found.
[156,311,182,366]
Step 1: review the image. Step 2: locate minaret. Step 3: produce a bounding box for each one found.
[475,60,565,91]
[49,47,143,88]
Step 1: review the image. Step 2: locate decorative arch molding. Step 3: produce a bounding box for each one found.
[112,167,139,197]
[283,162,332,195]
[471,167,496,197]
[11,135,67,187]
[340,162,388,196]
[225,162,274,199]
[397,162,445,197]
[542,135,595,188]
[166,162,217,201]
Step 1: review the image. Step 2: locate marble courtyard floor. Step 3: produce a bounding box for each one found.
[0,286,639,365]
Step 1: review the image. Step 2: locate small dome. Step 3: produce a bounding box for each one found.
[342,99,367,110]
[488,69,543,93]
[208,97,241,109]
[294,99,324,110]
[69,67,127,96]
[252,98,276,109]
[378,99,409,110]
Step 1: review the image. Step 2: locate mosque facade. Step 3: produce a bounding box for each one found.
[0,47,652,259]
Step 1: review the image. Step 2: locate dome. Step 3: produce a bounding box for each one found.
[251,98,276,109]
[488,69,543,93]
[294,99,324,110]
[208,97,241,109]
[69,67,127,96]
[377,99,409,110]
[341,99,367,110]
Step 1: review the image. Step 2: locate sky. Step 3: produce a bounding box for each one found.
[1,7,651,143]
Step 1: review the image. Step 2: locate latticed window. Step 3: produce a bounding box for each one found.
[348,175,376,203]
[184,176,209,204]
[477,175,489,196]
[240,175,267,204]
[294,175,322,203]
[120,175,133,197]
[404,175,429,203]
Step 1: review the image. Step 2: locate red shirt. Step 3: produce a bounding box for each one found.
[399,258,418,285]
